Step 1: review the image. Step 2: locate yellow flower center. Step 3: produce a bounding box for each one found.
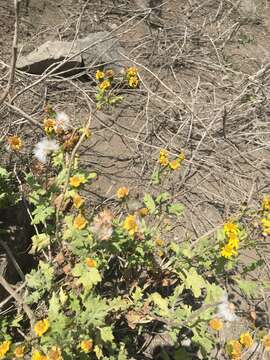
[209,318,223,331]
[239,332,253,348]
[80,340,93,353]
[85,258,97,268]
[69,175,86,188]
[116,186,129,199]
[123,214,138,236]
[73,214,88,230]
[8,136,22,151]
[34,319,49,337]
[14,345,25,358]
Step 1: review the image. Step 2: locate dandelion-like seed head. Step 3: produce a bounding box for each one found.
[33,138,59,164]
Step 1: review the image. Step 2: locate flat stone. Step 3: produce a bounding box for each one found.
[17,40,82,75]
[16,32,129,76]
[77,32,129,72]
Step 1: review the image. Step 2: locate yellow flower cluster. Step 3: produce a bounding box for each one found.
[72,193,85,209]
[34,319,49,337]
[73,214,88,230]
[14,345,25,358]
[220,222,239,259]
[116,186,129,200]
[69,174,87,188]
[159,149,185,170]
[227,332,253,360]
[7,135,23,151]
[123,214,138,236]
[44,118,56,135]
[126,66,139,88]
[262,334,270,351]
[95,69,114,92]
[209,318,223,331]
[80,339,93,353]
[261,196,270,235]
[0,340,10,359]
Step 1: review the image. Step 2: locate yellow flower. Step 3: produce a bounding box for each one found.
[72,193,85,209]
[239,332,253,348]
[32,350,48,360]
[48,346,63,360]
[159,149,169,166]
[99,79,111,91]
[43,118,56,135]
[262,196,270,211]
[157,249,164,257]
[155,238,165,247]
[262,335,270,351]
[7,136,23,151]
[126,66,138,77]
[228,233,239,249]
[128,76,139,88]
[14,345,25,358]
[85,258,97,268]
[138,207,149,217]
[220,243,238,259]
[209,318,223,331]
[69,175,86,188]
[227,340,242,358]
[116,186,129,199]
[80,340,93,353]
[178,152,185,161]
[224,222,238,236]
[169,159,180,170]
[0,340,11,359]
[34,319,49,337]
[96,70,105,81]
[123,214,138,236]
[73,214,88,230]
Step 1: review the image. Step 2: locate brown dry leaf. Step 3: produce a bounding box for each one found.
[63,264,71,274]
[250,310,257,322]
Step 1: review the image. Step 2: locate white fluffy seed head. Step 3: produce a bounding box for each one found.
[33,138,59,164]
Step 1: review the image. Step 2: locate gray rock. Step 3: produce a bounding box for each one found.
[77,31,129,72]
[16,32,128,76]
[17,41,83,75]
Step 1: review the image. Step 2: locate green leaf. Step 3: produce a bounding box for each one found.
[48,292,61,321]
[167,203,184,216]
[150,292,169,315]
[156,192,171,204]
[30,233,50,253]
[174,348,192,360]
[205,283,224,304]
[31,205,55,225]
[235,278,257,297]
[181,268,205,298]
[151,169,161,185]
[72,264,101,291]
[144,193,156,214]
[100,326,114,343]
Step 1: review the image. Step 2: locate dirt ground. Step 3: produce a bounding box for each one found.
[1,0,270,358]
